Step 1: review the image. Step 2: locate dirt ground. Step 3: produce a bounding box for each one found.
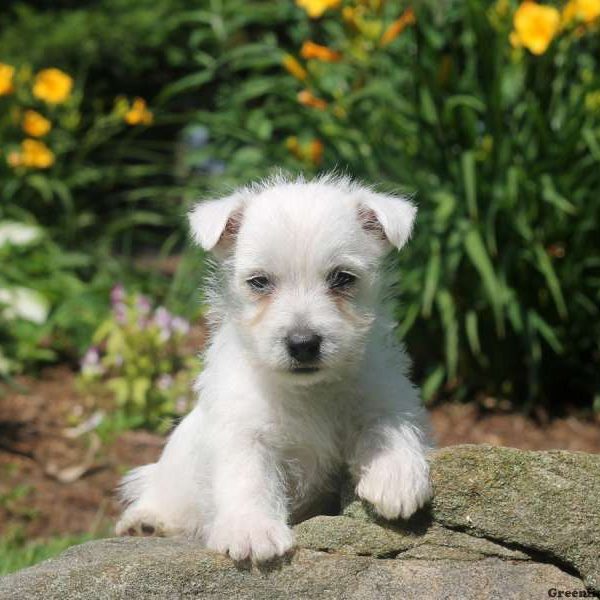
[1,367,599,541]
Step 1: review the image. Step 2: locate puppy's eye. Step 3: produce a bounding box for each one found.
[327,270,357,290]
[246,275,272,293]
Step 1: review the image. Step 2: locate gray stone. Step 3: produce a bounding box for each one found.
[0,537,583,600]
[1,444,598,599]
[343,444,600,591]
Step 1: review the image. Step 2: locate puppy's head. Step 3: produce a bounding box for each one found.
[189,175,416,384]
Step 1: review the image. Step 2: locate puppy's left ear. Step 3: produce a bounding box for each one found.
[358,192,417,250]
[187,191,246,253]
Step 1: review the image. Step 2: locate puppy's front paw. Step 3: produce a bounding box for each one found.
[207,515,294,563]
[356,452,432,520]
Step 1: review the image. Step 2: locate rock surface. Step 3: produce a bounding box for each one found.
[1,444,598,599]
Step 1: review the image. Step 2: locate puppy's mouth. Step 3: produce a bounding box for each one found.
[289,365,320,375]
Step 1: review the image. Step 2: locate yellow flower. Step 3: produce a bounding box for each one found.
[18,139,55,169]
[33,68,73,104]
[562,0,600,24]
[297,89,328,110]
[124,98,154,125]
[300,41,342,62]
[22,110,52,137]
[0,63,15,96]
[510,2,560,55]
[282,55,308,80]
[380,7,416,46]
[296,0,341,19]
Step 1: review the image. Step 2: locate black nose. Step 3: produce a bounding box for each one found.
[286,329,322,363]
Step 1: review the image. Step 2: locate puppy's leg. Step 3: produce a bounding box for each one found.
[349,415,432,521]
[116,463,167,536]
[116,409,206,537]
[205,431,294,563]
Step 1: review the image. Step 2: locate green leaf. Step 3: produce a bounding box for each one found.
[107,378,129,407]
[461,151,477,219]
[444,94,486,115]
[431,191,456,227]
[528,311,563,354]
[132,377,151,407]
[533,244,567,318]
[397,302,420,339]
[422,365,446,405]
[465,310,483,360]
[582,128,600,162]
[419,87,438,126]
[541,175,577,215]
[158,70,217,101]
[422,239,441,317]
[436,289,458,380]
[463,227,503,332]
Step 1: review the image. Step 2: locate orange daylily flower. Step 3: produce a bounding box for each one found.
[282,55,308,80]
[124,98,153,126]
[297,90,328,110]
[380,8,416,46]
[309,139,324,165]
[300,41,342,62]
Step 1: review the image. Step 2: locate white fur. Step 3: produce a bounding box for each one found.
[116,174,432,562]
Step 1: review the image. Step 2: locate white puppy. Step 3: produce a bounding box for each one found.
[116,174,432,562]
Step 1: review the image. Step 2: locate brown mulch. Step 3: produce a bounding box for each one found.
[1,367,599,541]
[0,368,163,540]
[431,402,600,452]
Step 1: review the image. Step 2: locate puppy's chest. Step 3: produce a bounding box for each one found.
[265,400,353,477]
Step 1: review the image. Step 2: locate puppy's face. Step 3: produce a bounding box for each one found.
[189,177,416,384]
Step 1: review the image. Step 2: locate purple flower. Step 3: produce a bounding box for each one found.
[110,284,125,307]
[137,315,150,330]
[153,306,172,328]
[136,294,152,315]
[80,347,104,377]
[152,306,173,341]
[175,396,188,415]
[157,374,174,391]
[171,316,190,336]
[81,346,100,367]
[114,302,127,325]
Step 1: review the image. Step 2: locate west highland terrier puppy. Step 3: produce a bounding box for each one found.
[116,174,432,562]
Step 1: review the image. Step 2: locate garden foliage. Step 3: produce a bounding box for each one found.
[79,285,199,431]
[1,0,599,412]
[168,0,600,410]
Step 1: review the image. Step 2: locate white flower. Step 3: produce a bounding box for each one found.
[0,287,49,324]
[0,222,42,248]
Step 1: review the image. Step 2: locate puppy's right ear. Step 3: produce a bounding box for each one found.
[188,192,245,253]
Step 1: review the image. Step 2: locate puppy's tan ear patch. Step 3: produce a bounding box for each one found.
[188,192,246,253]
[358,206,387,242]
[358,192,417,250]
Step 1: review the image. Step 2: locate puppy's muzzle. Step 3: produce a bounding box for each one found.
[285,328,322,369]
